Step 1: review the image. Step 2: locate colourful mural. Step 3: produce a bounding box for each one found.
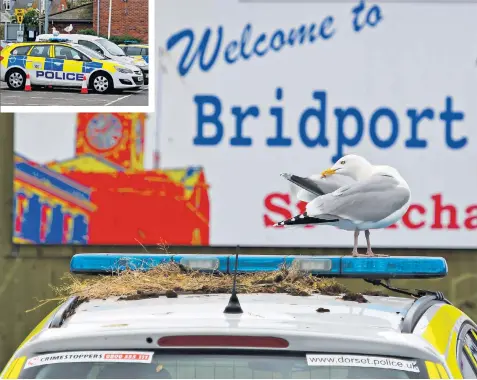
[13,113,210,246]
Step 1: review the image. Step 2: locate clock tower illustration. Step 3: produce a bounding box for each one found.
[13,113,210,246]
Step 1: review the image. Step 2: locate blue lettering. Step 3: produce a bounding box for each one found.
[267,87,292,146]
[367,4,383,27]
[270,30,285,52]
[167,18,342,77]
[166,27,222,77]
[288,24,317,45]
[253,34,268,57]
[240,24,253,60]
[369,108,399,148]
[224,41,239,63]
[405,109,433,148]
[76,73,84,81]
[45,72,54,79]
[66,73,76,81]
[194,95,223,145]
[320,16,336,39]
[191,89,467,164]
[299,91,329,148]
[352,1,383,33]
[351,0,367,32]
[36,71,45,78]
[334,107,364,162]
[439,96,466,149]
[230,106,259,146]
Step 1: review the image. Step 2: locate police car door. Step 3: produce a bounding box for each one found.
[52,45,86,87]
[25,44,52,85]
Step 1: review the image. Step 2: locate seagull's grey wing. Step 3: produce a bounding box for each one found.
[306,174,411,222]
[281,173,357,202]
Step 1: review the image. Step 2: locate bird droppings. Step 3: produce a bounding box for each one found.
[316,307,331,313]
[30,262,393,310]
[341,292,369,303]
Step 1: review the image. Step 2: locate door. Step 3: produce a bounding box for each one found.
[25,44,51,85]
[51,45,89,87]
[458,325,477,378]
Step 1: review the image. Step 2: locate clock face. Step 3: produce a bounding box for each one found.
[86,114,123,151]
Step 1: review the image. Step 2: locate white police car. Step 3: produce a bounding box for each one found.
[1,253,476,379]
[0,40,144,93]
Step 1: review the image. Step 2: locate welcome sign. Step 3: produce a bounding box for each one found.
[157,0,477,248]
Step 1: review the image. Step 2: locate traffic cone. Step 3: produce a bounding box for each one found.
[24,73,32,92]
[80,75,88,94]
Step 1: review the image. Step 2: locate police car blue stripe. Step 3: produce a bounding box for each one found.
[142,56,149,64]
[8,56,27,69]
[45,58,64,71]
[83,62,103,74]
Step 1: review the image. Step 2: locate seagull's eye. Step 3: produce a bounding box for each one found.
[340,160,346,165]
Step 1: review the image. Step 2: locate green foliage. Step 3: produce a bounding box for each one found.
[23,9,40,29]
[76,28,96,36]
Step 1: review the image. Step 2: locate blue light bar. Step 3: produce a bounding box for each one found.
[69,254,448,279]
[341,256,448,278]
[70,254,172,274]
[173,254,229,272]
[47,38,72,43]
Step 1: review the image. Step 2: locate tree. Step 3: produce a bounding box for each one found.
[23,8,40,30]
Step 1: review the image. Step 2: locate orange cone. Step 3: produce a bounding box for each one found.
[25,73,32,92]
[80,74,88,94]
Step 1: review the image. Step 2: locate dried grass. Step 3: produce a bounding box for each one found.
[29,260,386,312]
[38,261,348,303]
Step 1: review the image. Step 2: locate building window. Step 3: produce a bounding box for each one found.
[4,0,11,11]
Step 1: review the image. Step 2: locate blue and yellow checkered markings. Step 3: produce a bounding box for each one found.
[83,61,103,74]
[8,55,27,69]
[142,55,149,63]
[44,58,64,71]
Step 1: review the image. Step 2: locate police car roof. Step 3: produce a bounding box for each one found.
[20,293,443,363]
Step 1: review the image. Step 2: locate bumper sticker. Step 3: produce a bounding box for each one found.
[306,354,420,373]
[24,351,154,369]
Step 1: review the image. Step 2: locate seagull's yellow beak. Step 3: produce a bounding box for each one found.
[321,168,337,178]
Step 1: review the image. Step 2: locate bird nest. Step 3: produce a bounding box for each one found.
[29,262,388,311]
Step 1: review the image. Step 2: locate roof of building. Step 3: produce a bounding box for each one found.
[47,2,92,22]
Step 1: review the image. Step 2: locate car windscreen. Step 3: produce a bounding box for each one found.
[18,350,434,379]
[73,44,108,60]
[96,39,126,56]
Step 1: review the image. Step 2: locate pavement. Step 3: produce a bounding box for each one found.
[0,83,149,107]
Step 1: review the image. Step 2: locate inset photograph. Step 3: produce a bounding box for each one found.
[0,0,152,111]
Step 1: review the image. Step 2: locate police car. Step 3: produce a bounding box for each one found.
[0,40,144,93]
[119,42,149,84]
[1,253,476,379]
[37,34,149,85]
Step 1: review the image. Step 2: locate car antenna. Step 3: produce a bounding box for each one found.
[224,246,243,314]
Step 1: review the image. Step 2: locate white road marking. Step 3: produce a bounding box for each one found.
[105,93,133,106]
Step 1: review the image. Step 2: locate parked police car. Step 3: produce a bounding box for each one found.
[119,42,149,84]
[0,40,144,93]
[37,34,149,85]
[1,254,476,379]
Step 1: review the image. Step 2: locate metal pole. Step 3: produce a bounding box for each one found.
[96,0,100,35]
[107,0,112,39]
[44,0,50,33]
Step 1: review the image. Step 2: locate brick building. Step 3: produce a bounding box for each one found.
[93,0,148,42]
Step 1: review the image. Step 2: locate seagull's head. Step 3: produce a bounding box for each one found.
[321,154,373,180]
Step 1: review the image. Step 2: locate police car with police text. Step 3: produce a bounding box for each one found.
[0,40,144,93]
[1,253,476,379]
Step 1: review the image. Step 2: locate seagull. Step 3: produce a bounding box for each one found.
[64,24,73,33]
[275,154,411,257]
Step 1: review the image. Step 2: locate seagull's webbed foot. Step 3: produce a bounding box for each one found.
[366,249,389,257]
